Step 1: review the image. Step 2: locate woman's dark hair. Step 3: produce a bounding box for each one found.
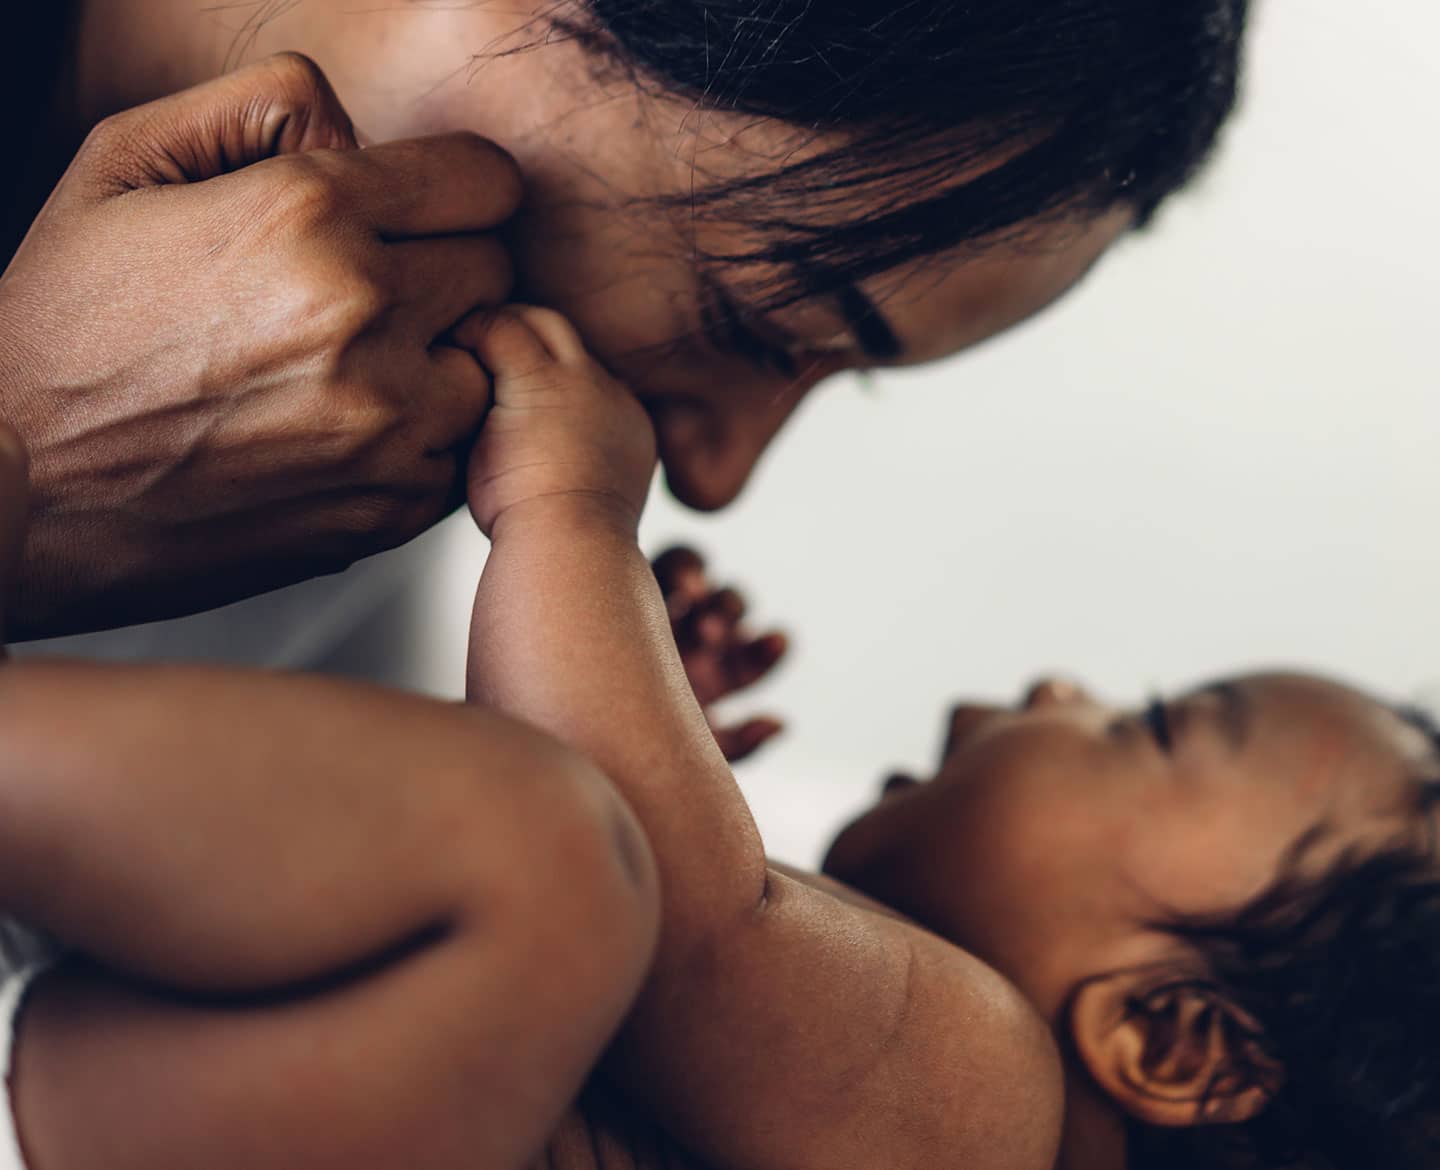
[1131,711,1440,1170]
[558,0,1251,306]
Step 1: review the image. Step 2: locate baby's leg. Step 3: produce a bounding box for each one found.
[0,661,658,1170]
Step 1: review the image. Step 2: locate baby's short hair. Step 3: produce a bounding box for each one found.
[1131,708,1440,1170]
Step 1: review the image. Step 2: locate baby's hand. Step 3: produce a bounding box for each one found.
[653,547,788,762]
[456,307,656,536]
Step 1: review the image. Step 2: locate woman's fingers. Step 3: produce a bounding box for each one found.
[349,133,523,238]
[419,347,496,453]
[393,235,514,338]
[73,53,359,194]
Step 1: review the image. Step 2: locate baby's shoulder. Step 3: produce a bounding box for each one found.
[771,863,1066,1170]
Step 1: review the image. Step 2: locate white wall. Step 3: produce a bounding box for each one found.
[334,0,1440,866]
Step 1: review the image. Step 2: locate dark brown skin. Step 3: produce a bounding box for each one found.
[0,314,1060,1170]
[3,11,1133,643]
[0,51,520,638]
[3,313,1436,1169]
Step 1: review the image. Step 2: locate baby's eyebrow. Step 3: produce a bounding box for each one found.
[1199,681,1252,753]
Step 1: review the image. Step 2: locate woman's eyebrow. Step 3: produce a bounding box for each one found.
[835,283,904,362]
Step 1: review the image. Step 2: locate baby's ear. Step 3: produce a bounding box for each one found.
[1068,970,1284,1128]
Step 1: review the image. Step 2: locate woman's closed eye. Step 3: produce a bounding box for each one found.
[697,281,851,379]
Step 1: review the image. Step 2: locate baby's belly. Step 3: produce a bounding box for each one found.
[535,1086,711,1170]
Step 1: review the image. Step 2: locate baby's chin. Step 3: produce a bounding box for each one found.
[819,800,900,890]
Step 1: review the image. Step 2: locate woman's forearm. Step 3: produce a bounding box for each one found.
[468,497,769,963]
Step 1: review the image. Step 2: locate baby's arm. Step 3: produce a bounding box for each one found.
[461,311,1062,1170]
[0,420,656,1170]
[462,308,765,948]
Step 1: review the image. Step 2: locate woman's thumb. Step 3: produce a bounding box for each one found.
[80,53,359,194]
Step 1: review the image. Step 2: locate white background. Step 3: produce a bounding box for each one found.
[306,1,1440,865]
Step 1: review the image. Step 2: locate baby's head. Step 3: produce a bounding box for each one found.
[823,672,1440,1169]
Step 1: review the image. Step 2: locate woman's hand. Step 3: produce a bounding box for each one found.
[0,420,28,649]
[652,546,787,762]
[0,54,519,638]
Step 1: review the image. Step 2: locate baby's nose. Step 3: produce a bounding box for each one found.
[1022,677,1090,711]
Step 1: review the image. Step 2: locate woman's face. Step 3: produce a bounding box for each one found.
[502,165,1130,511]
[821,673,1437,1018]
[285,1,1133,509]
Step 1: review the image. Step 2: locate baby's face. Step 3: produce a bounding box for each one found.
[823,673,1437,1019]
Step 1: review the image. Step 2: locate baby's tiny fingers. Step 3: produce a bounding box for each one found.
[653,546,704,575]
[714,717,785,763]
[692,587,747,647]
[505,305,589,363]
[725,631,788,690]
[653,546,708,612]
[449,306,557,376]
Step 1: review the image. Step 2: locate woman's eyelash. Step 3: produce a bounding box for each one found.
[698,286,800,377]
[1144,696,1174,752]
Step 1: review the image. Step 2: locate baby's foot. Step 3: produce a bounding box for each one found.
[455,307,656,536]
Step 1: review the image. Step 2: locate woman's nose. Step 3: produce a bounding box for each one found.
[1022,677,1091,711]
[654,417,769,511]
[646,370,830,512]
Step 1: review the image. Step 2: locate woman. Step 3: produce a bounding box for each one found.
[1,0,1248,656]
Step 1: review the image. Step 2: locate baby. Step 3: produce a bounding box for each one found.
[0,309,1436,1170]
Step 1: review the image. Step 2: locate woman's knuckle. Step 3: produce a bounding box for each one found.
[266,154,348,225]
[78,113,135,162]
[444,132,523,207]
[260,51,328,104]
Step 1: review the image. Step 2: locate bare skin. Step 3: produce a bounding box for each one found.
[0,315,1060,1170]
[3,4,1132,646]
[2,315,1436,1169]
[1,49,521,638]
